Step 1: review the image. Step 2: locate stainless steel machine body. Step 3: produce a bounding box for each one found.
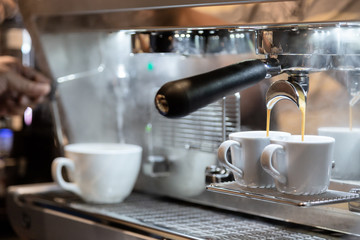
[8,0,360,238]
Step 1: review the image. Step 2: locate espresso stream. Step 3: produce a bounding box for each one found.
[299,94,306,141]
[349,93,360,131]
[350,104,353,131]
[266,92,306,141]
[267,87,357,137]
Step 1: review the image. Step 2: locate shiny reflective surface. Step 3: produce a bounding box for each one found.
[257,23,360,55]
[132,29,255,55]
[131,23,360,71]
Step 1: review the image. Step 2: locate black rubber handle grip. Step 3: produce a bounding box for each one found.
[155,59,267,118]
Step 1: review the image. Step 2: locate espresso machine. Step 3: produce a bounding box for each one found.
[6,0,360,239]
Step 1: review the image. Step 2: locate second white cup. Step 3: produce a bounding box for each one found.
[261,135,335,195]
[218,131,290,188]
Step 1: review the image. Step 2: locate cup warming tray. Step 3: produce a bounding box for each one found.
[206,181,360,207]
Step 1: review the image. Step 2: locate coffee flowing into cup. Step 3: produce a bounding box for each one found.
[52,143,142,204]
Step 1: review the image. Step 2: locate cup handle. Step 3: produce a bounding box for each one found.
[218,140,243,179]
[261,144,287,184]
[51,157,81,195]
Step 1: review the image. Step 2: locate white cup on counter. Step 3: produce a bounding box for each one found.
[261,135,334,195]
[318,127,360,180]
[52,143,142,204]
[218,131,291,188]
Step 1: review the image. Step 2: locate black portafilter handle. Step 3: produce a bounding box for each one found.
[155,59,272,118]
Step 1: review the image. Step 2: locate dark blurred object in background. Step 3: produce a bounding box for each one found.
[0,14,57,239]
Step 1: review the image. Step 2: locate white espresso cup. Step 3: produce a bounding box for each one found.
[52,143,142,203]
[261,135,334,195]
[218,131,290,188]
[318,127,360,180]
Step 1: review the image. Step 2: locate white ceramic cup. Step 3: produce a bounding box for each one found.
[261,135,334,195]
[318,127,360,180]
[218,131,291,188]
[52,143,142,203]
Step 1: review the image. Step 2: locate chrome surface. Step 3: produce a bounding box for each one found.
[263,58,281,78]
[19,0,360,78]
[132,23,360,56]
[205,165,232,184]
[7,183,341,240]
[347,72,360,105]
[189,181,360,236]
[132,23,360,72]
[131,30,255,55]
[256,23,360,56]
[256,23,360,72]
[72,194,331,239]
[207,181,360,207]
[142,155,170,178]
[150,94,240,153]
[349,188,360,213]
[349,201,360,213]
[138,94,240,196]
[131,26,360,76]
[266,77,307,109]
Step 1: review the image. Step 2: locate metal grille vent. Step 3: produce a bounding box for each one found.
[151,93,240,153]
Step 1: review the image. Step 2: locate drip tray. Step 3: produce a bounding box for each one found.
[206,181,360,207]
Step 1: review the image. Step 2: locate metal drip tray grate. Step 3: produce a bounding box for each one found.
[206,181,360,207]
[65,192,337,239]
